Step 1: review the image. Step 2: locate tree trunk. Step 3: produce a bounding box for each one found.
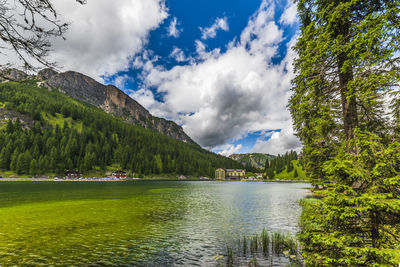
[370,208,380,249]
[338,58,357,142]
[337,22,358,147]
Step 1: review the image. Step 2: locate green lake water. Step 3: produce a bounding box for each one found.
[0,181,310,266]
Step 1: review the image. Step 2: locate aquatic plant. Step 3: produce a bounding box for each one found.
[250,234,258,254]
[226,246,234,267]
[242,236,247,256]
[248,254,258,267]
[224,228,302,266]
[260,228,270,255]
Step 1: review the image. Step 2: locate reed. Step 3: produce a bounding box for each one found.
[224,229,302,266]
[242,236,247,256]
[248,254,258,267]
[272,232,286,255]
[250,234,258,254]
[260,228,270,255]
[226,246,234,267]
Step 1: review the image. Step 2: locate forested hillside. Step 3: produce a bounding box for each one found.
[0,81,242,177]
[229,153,275,171]
[264,150,305,179]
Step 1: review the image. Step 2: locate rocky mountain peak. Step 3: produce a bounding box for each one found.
[41,70,196,145]
[0,67,196,145]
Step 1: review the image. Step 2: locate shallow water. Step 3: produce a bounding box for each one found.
[0,181,309,266]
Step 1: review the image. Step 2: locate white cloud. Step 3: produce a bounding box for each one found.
[168,17,182,38]
[113,74,134,88]
[137,0,301,155]
[200,17,229,40]
[279,1,298,26]
[217,144,243,157]
[169,47,186,62]
[251,126,302,155]
[130,88,157,110]
[49,0,168,80]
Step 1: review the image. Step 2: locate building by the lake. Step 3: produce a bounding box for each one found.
[65,170,82,179]
[215,168,246,180]
[112,170,127,179]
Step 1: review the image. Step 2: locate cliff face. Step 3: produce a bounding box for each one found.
[34,69,196,145]
[0,68,29,81]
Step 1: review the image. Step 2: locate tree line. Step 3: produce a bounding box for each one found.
[264,150,299,178]
[0,81,242,177]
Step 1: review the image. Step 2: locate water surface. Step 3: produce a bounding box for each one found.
[0,181,309,266]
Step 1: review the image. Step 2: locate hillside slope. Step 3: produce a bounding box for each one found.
[229,153,275,170]
[0,80,242,177]
[1,68,195,144]
[274,160,307,180]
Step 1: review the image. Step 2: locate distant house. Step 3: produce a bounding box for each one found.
[256,173,264,179]
[215,168,246,180]
[65,170,82,179]
[112,170,127,179]
[215,168,225,179]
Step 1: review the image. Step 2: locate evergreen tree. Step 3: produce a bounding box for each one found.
[287,160,293,173]
[30,159,38,175]
[5,120,13,133]
[291,0,400,265]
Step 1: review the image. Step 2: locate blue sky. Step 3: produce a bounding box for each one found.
[3,0,302,156]
[104,0,297,100]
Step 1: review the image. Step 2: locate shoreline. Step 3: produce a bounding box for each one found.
[0,177,309,183]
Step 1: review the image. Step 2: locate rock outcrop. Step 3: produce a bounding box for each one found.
[0,67,196,144]
[37,68,58,81]
[0,68,28,81]
[42,70,196,144]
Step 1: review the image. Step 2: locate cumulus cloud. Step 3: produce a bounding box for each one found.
[168,17,182,38]
[200,17,229,40]
[130,89,158,111]
[137,0,301,155]
[217,144,243,157]
[169,47,187,62]
[113,74,134,89]
[279,1,298,26]
[49,0,168,80]
[251,126,302,155]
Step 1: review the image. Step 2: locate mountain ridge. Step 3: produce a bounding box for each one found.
[1,68,195,145]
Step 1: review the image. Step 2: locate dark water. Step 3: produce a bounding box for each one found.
[0,181,310,266]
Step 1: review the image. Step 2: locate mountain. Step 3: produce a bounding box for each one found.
[0,76,243,177]
[1,68,194,144]
[229,153,275,170]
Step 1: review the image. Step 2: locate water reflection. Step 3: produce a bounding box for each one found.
[0,181,309,266]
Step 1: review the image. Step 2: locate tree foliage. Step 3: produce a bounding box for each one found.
[0,0,85,70]
[291,0,400,265]
[264,150,298,178]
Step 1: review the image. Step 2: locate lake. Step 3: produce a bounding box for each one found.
[0,181,310,266]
